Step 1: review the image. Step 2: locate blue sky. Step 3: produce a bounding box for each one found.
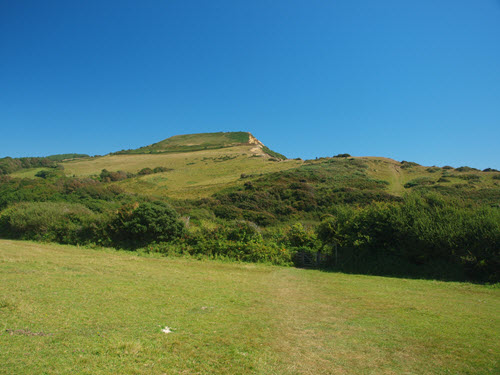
[1,0,499,169]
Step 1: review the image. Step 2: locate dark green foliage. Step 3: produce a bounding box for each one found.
[261,146,287,160]
[0,202,111,245]
[99,167,171,181]
[333,154,351,158]
[100,169,131,182]
[111,201,184,247]
[0,156,57,175]
[404,177,436,188]
[0,175,129,211]
[456,166,479,172]
[285,223,318,249]
[453,174,480,181]
[46,154,89,162]
[209,158,397,225]
[138,167,154,175]
[151,221,292,265]
[442,166,454,170]
[483,168,499,172]
[153,166,173,173]
[317,217,343,246]
[493,175,500,180]
[35,169,64,179]
[400,161,420,169]
[315,195,500,282]
[426,167,440,173]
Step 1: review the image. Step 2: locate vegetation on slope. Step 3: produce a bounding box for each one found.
[46,153,90,161]
[261,145,287,160]
[0,154,498,282]
[113,131,251,154]
[0,156,58,175]
[1,133,499,282]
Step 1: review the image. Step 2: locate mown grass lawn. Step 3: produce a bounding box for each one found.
[0,240,498,374]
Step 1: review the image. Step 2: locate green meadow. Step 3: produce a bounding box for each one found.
[1,240,498,374]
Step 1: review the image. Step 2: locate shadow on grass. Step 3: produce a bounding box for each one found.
[295,251,495,284]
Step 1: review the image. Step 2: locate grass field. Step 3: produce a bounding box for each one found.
[1,240,498,374]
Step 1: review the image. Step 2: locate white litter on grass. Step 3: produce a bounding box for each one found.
[161,326,172,334]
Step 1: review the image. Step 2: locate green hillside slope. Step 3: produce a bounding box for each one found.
[9,132,294,198]
[2,132,499,282]
[110,131,288,158]
[115,131,250,154]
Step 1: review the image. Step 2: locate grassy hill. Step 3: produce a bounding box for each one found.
[9,132,295,198]
[1,239,498,374]
[2,131,499,282]
[8,131,499,200]
[115,131,252,154]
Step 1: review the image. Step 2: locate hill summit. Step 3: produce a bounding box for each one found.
[113,131,286,159]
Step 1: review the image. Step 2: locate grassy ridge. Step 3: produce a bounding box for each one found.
[114,131,251,154]
[1,240,499,374]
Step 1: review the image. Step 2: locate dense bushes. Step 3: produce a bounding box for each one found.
[315,195,500,282]
[145,221,292,265]
[0,202,111,244]
[0,200,185,250]
[110,201,185,247]
[0,156,58,175]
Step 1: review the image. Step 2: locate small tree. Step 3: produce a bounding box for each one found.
[317,217,343,247]
[138,168,153,175]
[112,201,184,247]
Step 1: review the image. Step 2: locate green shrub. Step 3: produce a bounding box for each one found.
[454,174,480,181]
[111,201,184,247]
[315,195,500,282]
[153,166,173,173]
[100,169,131,182]
[0,202,110,244]
[404,177,436,188]
[285,223,317,248]
[261,146,286,160]
[35,169,64,179]
[400,161,420,169]
[456,166,479,172]
[138,167,154,175]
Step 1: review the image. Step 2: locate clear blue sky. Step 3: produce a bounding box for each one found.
[1,1,499,169]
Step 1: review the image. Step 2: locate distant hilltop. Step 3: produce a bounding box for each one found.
[111,131,287,159]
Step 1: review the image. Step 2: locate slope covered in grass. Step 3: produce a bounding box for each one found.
[10,146,302,199]
[117,131,252,154]
[9,132,498,201]
[1,240,499,374]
